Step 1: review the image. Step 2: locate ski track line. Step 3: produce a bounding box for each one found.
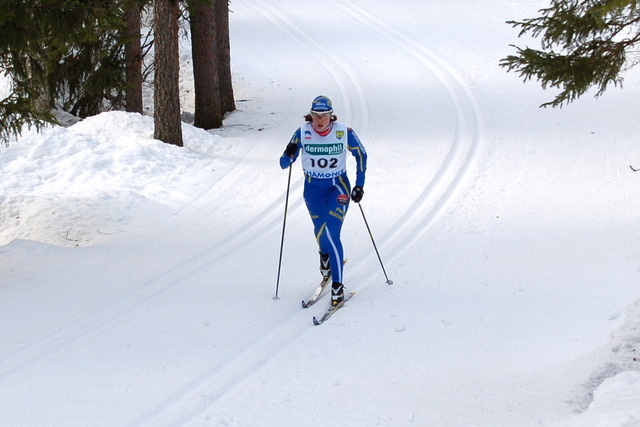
[128,307,311,427]
[244,0,370,131]
[0,161,296,383]
[164,140,255,221]
[0,236,253,382]
[333,0,483,270]
[165,137,305,230]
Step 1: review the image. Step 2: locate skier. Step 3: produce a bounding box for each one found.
[280,95,367,307]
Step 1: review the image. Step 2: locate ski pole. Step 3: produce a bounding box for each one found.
[358,203,393,285]
[274,165,293,299]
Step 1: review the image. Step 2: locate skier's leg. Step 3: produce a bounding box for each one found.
[319,179,350,283]
[304,179,350,282]
[323,204,347,283]
[304,183,332,278]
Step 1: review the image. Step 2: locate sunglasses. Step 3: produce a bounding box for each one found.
[310,111,332,119]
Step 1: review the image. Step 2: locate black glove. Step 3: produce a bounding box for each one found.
[284,142,297,157]
[351,186,364,203]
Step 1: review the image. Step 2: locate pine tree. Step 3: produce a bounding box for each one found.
[124,0,145,114]
[0,0,132,143]
[27,0,128,117]
[153,0,183,146]
[189,0,223,129]
[215,0,235,114]
[1,0,60,142]
[500,0,640,107]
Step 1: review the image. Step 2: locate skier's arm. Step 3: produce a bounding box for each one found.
[347,128,367,188]
[280,129,301,169]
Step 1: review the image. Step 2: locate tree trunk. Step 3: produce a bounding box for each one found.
[154,0,183,146]
[214,0,235,113]
[124,2,143,114]
[189,0,223,129]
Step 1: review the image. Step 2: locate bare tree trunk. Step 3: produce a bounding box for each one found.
[214,0,235,113]
[125,2,143,113]
[189,0,223,129]
[154,0,183,146]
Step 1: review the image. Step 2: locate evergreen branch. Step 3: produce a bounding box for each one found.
[501,0,640,107]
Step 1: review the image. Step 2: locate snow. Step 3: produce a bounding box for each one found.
[1,0,640,425]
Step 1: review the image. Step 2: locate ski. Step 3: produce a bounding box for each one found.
[301,276,332,308]
[301,259,348,309]
[312,292,355,325]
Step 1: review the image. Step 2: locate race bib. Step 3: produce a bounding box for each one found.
[301,123,347,179]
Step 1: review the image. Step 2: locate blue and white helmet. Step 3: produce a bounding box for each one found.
[310,95,333,113]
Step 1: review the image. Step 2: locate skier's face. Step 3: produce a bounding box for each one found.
[311,112,331,131]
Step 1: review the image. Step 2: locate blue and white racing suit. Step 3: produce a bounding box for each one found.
[280,122,367,284]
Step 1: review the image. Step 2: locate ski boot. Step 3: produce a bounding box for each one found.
[331,282,344,308]
[319,252,330,279]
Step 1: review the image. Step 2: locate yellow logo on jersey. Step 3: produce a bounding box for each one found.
[336,130,345,139]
